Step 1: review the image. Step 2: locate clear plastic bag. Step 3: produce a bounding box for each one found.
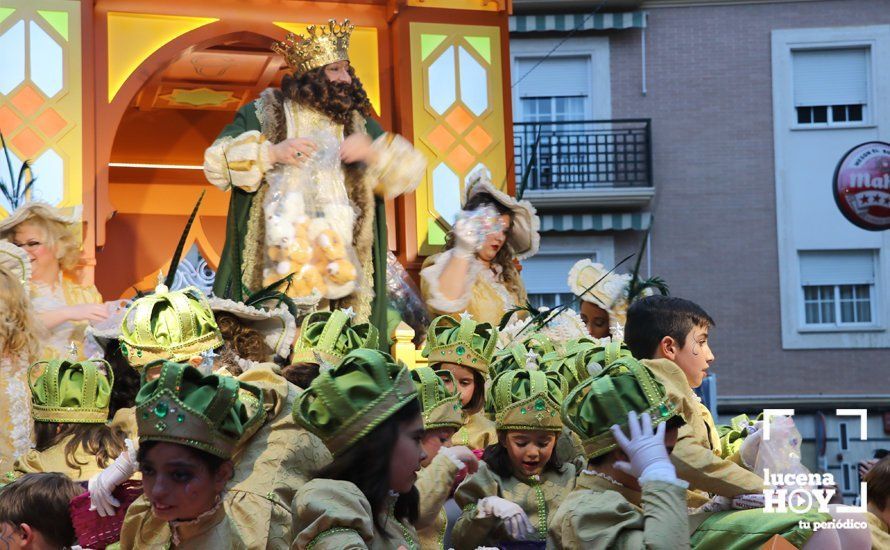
[753,415,811,481]
[262,129,361,300]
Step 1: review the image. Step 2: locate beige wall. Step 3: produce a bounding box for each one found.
[609,0,890,395]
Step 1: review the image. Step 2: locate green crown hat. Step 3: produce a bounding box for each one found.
[540,339,632,391]
[292,348,418,456]
[119,285,224,369]
[411,367,462,430]
[135,361,264,459]
[573,340,633,380]
[539,338,600,391]
[28,359,114,423]
[490,334,557,378]
[423,315,498,375]
[562,356,678,459]
[488,368,565,432]
[291,309,379,367]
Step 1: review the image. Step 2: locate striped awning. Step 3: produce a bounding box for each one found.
[539,212,651,232]
[509,11,646,33]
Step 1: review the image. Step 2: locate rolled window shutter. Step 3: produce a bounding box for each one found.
[792,48,869,107]
[799,250,875,286]
[516,56,589,98]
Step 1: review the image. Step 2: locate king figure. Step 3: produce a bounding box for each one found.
[204,20,426,348]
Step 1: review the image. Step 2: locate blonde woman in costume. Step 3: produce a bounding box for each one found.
[0,242,41,473]
[0,203,105,358]
[420,168,538,327]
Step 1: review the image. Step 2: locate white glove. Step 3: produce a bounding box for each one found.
[476,496,535,540]
[453,205,501,259]
[439,445,479,475]
[88,439,138,517]
[453,217,483,259]
[739,421,764,470]
[611,411,678,484]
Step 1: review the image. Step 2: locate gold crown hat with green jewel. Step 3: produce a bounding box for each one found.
[272,19,353,76]
[291,309,379,368]
[292,348,417,456]
[410,367,462,431]
[422,314,498,376]
[135,361,265,459]
[119,284,224,369]
[486,348,567,432]
[562,356,679,459]
[28,359,114,424]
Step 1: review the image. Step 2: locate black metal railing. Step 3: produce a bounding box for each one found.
[514,119,652,191]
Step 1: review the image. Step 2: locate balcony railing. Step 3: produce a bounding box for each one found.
[514,119,652,191]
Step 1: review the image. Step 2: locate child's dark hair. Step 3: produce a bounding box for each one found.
[34,422,128,472]
[432,366,485,413]
[865,456,890,510]
[136,440,228,474]
[0,472,82,548]
[587,414,686,468]
[624,296,715,360]
[465,371,486,413]
[482,431,564,478]
[106,338,142,418]
[281,362,320,389]
[314,399,422,537]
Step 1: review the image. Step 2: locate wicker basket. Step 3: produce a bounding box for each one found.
[69,480,143,549]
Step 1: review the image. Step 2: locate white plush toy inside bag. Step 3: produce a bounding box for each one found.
[262,127,361,299]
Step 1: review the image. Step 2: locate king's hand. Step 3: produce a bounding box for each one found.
[339,133,375,164]
[271,138,318,166]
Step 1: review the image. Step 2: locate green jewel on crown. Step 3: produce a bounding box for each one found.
[534,398,546,411]
[154,401,169,418]
[456,345,466,356]
[659,403,670,417]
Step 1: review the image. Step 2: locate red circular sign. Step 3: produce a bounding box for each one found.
[833,141,890,231]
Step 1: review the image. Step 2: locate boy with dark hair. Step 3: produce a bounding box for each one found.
[0,472,82,549]
[624,295,764,499]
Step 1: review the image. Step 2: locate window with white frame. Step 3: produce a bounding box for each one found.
[792,47,870,126]
[799,250,877,327]
[515,56,590,124]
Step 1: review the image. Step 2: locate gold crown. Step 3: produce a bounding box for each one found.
[272,19,354,76]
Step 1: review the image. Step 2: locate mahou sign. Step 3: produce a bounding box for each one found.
[833,141,890,231]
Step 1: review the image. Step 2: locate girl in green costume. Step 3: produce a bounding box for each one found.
[9,359,127,483]
[290,349,425,549]
[452,368,576,548]
[119,361,265,549]
[422,314,499,451]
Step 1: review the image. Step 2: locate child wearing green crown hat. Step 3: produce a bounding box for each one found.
[5,359,128,484]
[290,349,425,549]
[283,308,380,388]
[422,314,499,451]
[550,356,840,550]
[90,286,334,550]
[410,367,479,549]
[452,367,576,548]
[118,361,265,548]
